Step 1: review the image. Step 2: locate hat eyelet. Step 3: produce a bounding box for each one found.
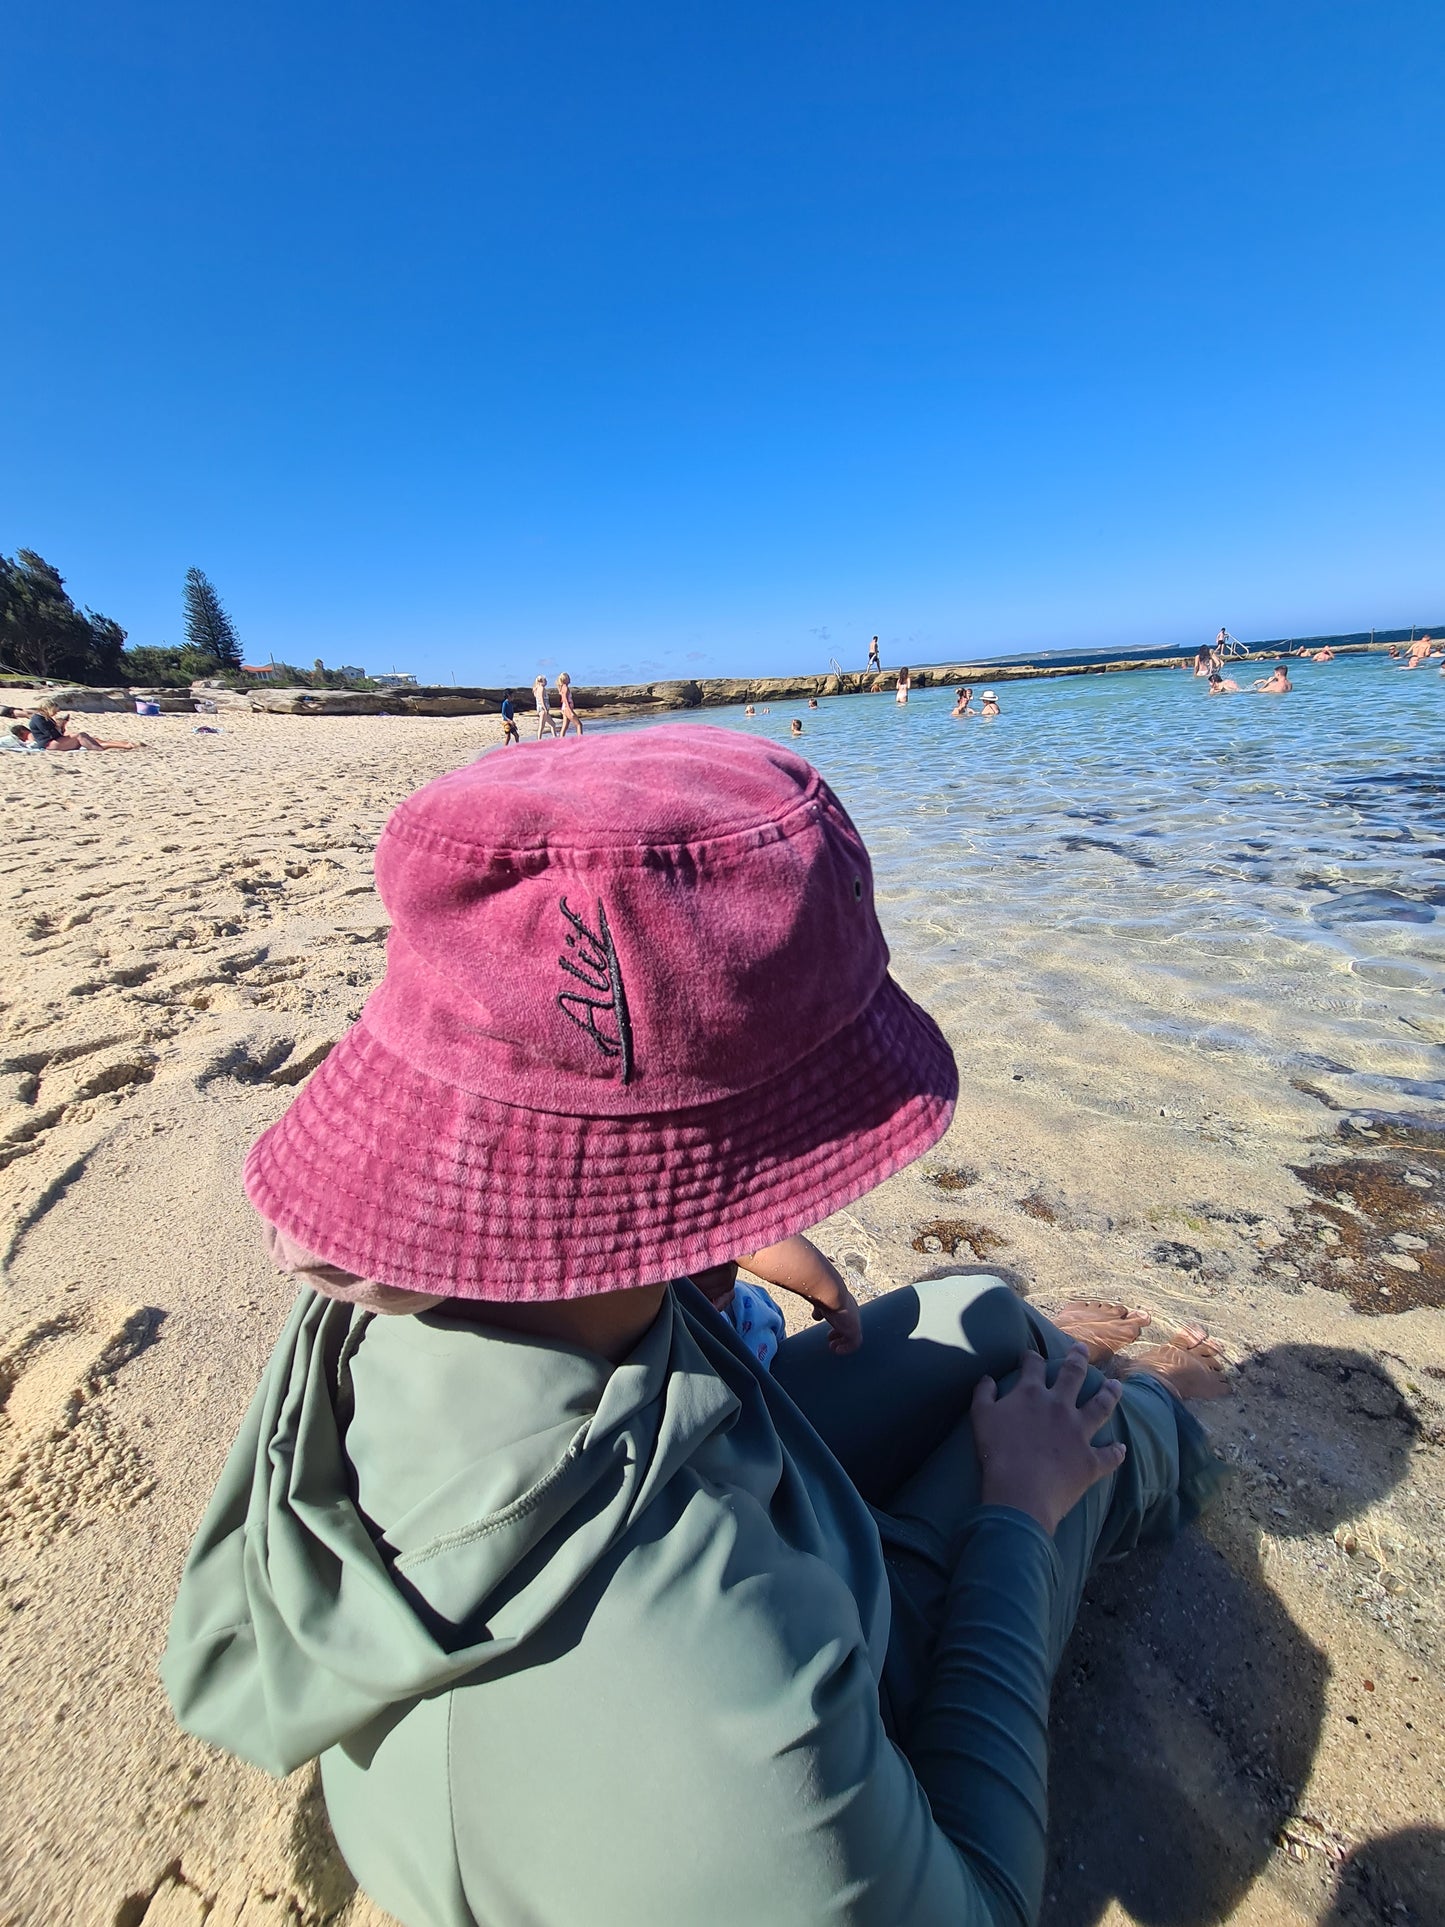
[852,877,864,901]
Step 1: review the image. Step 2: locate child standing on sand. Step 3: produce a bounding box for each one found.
[557,673,584,737]
[533,675,559,738]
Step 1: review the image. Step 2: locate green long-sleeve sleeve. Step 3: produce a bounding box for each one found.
[905,1507,1061,1926]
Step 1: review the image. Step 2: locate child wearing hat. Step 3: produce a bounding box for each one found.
[165,726,1226,1927]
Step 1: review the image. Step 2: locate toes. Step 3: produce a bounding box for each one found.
[1170,1323,1210,1350]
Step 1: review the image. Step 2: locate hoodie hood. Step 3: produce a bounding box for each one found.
[162,1284,742,1775]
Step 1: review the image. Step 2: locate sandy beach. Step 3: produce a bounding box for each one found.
[1,711,1441,1927]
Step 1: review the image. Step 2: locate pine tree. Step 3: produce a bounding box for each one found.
[182,567,242,666]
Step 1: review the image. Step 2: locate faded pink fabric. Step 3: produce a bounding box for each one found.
[262,1222,445,1314]
[244,724,958,1301]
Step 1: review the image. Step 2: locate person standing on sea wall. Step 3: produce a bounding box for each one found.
[867,635,881,671]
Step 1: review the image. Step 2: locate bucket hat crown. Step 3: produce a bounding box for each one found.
[245,725,957,1299]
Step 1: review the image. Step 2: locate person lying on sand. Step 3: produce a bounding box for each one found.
[1253,665,1293,693]
[1207,670,1240,694]
[951,686,974,716]
[163,728,1230,1927]
[26,703,72,746]
[981,690,1001,716]
[9,723,143,751]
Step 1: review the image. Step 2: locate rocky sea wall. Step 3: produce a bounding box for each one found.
[2,637,1400,719]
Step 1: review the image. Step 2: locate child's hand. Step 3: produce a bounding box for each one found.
[811,1285,863,1355]
[738,1235,864,1356]
[969,1344,1125,1535]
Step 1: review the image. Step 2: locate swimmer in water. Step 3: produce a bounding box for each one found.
[980,691,1000,716]
[1406,635,1435,669]
[1206,671,1240,695]
[790,718,803,736]
[744,704,756,716]
[951,687,974,718]
[807,697,819,709]
[1252,665,1293,694]
[895,667,910,704]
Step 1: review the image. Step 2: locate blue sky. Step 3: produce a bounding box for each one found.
[4,2,1442,684]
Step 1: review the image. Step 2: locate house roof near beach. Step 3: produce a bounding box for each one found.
[241,664,278,678]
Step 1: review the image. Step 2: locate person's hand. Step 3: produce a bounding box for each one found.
[811,1283,863,1355]
[970,1344,1126,1535]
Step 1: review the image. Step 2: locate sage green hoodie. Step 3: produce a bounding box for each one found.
[164,1282,1062,1927]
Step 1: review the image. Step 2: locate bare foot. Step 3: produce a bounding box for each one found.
[1051,1298,1152,1366]
[1118,1327,1231,1401]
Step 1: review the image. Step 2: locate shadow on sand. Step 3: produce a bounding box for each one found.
[1043,1341,1427,1927]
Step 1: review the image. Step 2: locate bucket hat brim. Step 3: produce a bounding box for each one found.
[244,973,957,1302]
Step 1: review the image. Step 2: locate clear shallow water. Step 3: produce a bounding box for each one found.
[622,657,1445,1112]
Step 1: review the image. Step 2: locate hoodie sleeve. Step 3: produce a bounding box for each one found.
[898,1506,1061,1926]
[706,1506,1061,1927]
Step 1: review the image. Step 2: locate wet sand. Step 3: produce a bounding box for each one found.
[1,713,1440,1926]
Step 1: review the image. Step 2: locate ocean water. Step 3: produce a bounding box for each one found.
[622,656,1445,1116]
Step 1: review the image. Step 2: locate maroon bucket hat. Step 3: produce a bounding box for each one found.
[244,724,958,1300]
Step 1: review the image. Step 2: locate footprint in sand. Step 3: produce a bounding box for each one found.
[0,1297,162,1549]
[0,1038,157,1173]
